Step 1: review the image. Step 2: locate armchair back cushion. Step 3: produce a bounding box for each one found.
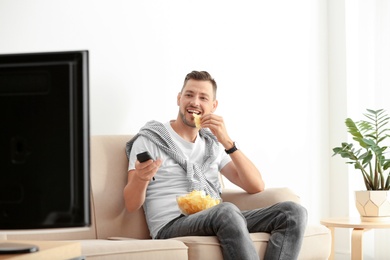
[91,135,151,239]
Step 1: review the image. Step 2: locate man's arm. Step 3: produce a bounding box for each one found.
[201,114,265,193]
[220,153,264,193]
[123,159,162,212]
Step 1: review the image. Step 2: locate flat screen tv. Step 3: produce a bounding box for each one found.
[0,50,91,253]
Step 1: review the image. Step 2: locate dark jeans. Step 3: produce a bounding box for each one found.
[156,201,308,260]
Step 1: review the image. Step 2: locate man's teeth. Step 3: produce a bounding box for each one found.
[188,110,200,115]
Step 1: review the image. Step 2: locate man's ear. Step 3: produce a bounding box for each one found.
[211,100,218,113]
[177,92,181,106]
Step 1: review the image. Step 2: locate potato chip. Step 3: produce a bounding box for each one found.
[176,190,221,215]
[193,113,201,128]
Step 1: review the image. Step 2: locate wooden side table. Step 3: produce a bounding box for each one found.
[0,240,82,260]
[320,217,390,260]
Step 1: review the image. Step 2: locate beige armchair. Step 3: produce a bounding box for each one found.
[5,135,331,259]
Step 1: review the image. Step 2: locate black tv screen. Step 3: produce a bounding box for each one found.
[0,50,90,229]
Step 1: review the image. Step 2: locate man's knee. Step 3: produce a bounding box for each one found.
[284,201,307,217]
[211,202,251,237]
[216,202,241,214]
[213,202,244,222]
[278,201,308,227]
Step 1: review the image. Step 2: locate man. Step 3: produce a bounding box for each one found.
[124,71,307,260]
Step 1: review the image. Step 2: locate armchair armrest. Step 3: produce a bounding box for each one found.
[221,187,301,210]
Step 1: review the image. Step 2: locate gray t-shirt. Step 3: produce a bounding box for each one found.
[128,121,231,238]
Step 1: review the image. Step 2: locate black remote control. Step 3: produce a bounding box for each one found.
[137,151,153,162]
[136,151,155,181]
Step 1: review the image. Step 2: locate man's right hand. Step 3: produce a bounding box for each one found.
[134,159,162,182]
[123,158,162,212]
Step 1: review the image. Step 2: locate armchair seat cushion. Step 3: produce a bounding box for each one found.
[171,233,269,260]
[169,224,330,260]
[79,239,188,260]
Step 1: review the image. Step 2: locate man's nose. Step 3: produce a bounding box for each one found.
[190,96,201,106]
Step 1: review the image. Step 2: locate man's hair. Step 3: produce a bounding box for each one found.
[182,71,217,100]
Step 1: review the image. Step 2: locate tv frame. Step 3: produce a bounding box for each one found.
[0,50,91,248]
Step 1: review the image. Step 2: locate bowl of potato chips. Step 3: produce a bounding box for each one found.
[176,190,221,215]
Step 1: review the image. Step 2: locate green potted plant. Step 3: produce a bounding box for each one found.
[332,109,390,221]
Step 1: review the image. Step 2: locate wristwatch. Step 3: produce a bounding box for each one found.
[225,142,239,154]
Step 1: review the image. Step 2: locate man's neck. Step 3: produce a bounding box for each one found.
[170,119,198,143]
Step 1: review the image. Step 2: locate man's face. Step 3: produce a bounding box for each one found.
[177,79,218,128]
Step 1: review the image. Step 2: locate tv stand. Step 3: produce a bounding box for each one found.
[0,240,82,259]
[0,242,39,254]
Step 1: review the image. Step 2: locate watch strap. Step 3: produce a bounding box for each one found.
[225,142,238,154]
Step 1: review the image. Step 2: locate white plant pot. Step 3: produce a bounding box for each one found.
[355,190,390,222]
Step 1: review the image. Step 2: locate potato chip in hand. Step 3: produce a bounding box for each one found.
[193,113,201,128]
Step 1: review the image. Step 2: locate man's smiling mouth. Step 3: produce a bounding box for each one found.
[187,109,201,115]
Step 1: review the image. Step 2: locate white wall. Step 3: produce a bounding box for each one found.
[343,1,390,259]
[0,0,329,228]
